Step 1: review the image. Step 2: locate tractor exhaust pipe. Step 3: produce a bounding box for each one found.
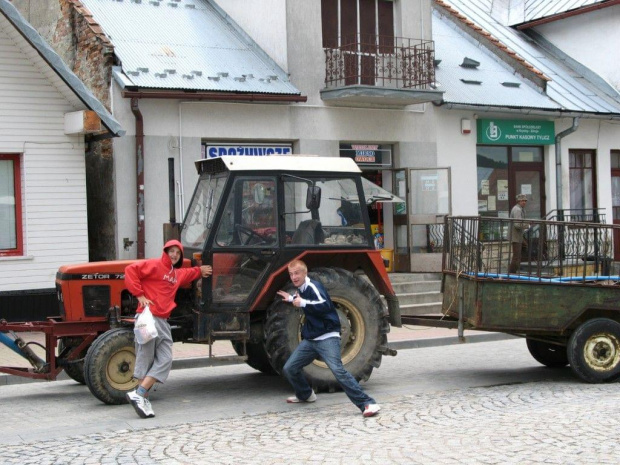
[163,157,181,242]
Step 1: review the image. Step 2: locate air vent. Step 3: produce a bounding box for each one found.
[460,79,482,85]
[460,57,480,69]
[433,59,442,67]
[502,81,521,88]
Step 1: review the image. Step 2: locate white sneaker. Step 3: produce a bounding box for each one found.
[363,403,381,417]
[286,390,317,403]
[126,390,155,418]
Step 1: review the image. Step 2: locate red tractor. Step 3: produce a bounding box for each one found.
[0,155,401,404]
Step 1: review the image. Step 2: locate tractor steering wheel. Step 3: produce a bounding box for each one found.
[234,224,271,246]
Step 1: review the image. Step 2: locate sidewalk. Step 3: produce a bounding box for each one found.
[0,324,514,386]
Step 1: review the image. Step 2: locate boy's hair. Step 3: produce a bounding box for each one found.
[288,259,307,272]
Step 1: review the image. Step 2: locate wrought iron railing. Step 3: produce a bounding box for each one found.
[546,208,606,223]
[324,34,435,89]
[445,216,619,281]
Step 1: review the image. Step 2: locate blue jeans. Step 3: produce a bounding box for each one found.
[283,337,375,412]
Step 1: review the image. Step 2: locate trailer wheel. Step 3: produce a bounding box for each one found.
[567,318,620,383]
[525,338,569,368]
[84,328,139,404]
[265,267,389,393]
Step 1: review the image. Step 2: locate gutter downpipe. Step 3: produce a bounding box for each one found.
[130,97,146,259]
[555,117,579,220]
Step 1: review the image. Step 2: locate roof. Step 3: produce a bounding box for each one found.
[78,0,302,96]
[0,0,124,137]
[433,0,620,117]
[518,0,610,26]
[195,156,362,175]
[432,10,560,110]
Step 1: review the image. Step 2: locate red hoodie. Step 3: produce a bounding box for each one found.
[124,240,201,319]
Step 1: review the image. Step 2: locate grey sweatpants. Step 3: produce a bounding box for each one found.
[133,315,173,383]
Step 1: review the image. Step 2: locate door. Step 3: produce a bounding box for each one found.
[611,151,620,260]
[512,169,544,220]
[392,169,409,272]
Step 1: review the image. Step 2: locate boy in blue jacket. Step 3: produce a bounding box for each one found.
[277,259,381,417]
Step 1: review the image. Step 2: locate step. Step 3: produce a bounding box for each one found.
[397,291,442,306]
[391,280,441,294]
[399,302,444,316]
[388,273,442,283]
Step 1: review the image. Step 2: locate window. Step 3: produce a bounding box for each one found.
[0,154,23,256]
[569,150,596,212]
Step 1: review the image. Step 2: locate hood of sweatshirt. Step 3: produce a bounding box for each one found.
[162,239,184,269]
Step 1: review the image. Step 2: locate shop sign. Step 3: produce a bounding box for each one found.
[477,119,555,145]
[203,144,292,158]
[339,144,392,166]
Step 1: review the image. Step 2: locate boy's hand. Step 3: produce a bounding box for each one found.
[200,265,212,278]
[137,295,153,307]
[277,290,293,302]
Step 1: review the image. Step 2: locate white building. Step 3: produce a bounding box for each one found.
[0,0,123,320]
[432,0,620,259]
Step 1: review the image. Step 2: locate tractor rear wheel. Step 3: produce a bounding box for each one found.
[265,267,389,393]
[84,328,139,404]
[231,340,276,375]
[526,338,569,368]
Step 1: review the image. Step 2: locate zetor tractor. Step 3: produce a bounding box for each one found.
[0,155,401,404]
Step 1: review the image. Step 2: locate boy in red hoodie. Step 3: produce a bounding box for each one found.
[124,239,212,418]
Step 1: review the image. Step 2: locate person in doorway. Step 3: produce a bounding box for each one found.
[124,239,212,418]
[509,194,530,273]
[276,259,381,417]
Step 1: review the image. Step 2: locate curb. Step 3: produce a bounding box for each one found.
[0,333,517,387]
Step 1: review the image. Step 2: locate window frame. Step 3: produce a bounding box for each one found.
[0,154,23,257]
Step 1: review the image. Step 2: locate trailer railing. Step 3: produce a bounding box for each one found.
[444,216,619,282]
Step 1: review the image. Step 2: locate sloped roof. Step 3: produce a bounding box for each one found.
[434,0,620,117]
[432,11,559,110]
[519,0,610,25]
[78,0,301,96]
[0,0,124,137]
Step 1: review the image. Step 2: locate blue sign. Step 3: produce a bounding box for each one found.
[205,144,292,158]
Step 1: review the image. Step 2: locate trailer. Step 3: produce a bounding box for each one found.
[404,215,620,383]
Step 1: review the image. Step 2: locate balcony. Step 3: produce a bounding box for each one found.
[321,34,444,108]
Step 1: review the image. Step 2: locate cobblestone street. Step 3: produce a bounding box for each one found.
[1,340,618,464]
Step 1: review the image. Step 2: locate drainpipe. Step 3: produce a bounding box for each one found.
[131,97,145,259]
[555,117,579,219]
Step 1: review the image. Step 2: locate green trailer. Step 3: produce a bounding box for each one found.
[403,215,620,383]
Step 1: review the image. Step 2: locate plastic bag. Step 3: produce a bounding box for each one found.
[134,305,158,344]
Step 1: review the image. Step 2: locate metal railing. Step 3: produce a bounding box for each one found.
[546,208,606,223]
[444,216,619,281]
[324,34,435,89]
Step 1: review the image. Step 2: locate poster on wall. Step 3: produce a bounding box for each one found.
[480,180,489,195]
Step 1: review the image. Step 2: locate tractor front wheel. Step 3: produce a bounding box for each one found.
[84,328,138,404]
[265,267,389,393]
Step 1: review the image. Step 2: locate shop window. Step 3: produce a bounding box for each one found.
[0,154,23,257]
[569,150,596,212]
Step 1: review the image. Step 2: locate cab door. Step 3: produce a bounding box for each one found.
[198,177,278,341]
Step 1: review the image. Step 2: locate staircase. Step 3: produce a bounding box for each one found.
[388,273,443,316]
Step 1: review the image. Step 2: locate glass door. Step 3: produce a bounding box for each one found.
[392,169,409,272]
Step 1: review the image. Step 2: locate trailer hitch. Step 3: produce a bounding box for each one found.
[379,345,398,356]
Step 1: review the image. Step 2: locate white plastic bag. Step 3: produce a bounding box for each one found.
[133,305,158,344]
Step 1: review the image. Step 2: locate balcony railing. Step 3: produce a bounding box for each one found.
[324,34,435,90]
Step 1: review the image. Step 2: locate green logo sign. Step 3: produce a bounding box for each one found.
[477,119,555,145]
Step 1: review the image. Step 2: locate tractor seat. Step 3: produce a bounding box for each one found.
[291,219,325,245]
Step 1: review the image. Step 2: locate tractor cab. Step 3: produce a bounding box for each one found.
[179,155,385,343]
